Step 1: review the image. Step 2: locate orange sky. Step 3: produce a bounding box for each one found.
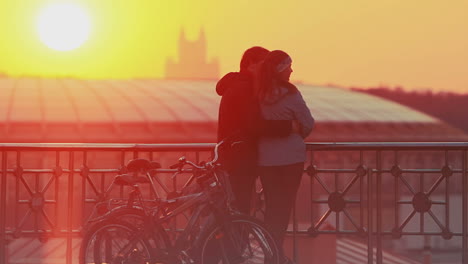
[0,0,467,93]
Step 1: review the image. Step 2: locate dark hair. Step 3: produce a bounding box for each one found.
[255,50,297,101]
[239,46,269,73]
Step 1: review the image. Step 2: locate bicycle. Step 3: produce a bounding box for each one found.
[82,158,168,228]
[80,139,280,264]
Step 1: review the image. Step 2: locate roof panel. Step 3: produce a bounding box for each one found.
[62,79,110,122]
[297,85,436,123]
[0,79,15,121]
[10,78,41,122]
[147,80,218,121]
[118,80,177,122]
[138,80,209,122]
[40,79,77,122]
[87,80,144,122]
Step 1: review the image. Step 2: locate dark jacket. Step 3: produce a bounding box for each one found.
[216,71,292,169]
[217,71,292,143]
[217,71,257,143]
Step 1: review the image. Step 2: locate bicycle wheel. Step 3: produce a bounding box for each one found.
[103,207,150,228]
[80,220,154,264]
[198,215,280,264]
[109,207,172,253]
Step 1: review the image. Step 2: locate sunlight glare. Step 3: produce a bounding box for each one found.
[37,3,91,51]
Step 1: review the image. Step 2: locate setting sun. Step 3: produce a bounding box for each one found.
[37,3,90,51]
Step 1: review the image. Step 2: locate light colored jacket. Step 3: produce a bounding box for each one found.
[258,86,314,166]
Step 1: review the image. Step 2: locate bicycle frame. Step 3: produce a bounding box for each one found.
[108,167,233,262]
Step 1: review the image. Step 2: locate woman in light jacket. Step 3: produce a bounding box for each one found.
[255,50,314,263]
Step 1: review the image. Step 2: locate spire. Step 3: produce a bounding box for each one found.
[179,28,186,41]
[164,27,219,80]
[199,27,205,42]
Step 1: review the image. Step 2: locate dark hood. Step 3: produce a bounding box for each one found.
[216,71,252,96]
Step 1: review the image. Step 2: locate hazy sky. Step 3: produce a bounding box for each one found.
[0,0,467,93]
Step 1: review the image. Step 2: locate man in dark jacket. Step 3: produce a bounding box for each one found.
[216,46,292,215]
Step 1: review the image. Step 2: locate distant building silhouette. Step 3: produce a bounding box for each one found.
[165,28,219,80]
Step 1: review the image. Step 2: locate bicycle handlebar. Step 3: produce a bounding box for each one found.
[170,138,243,174]
[170,158,206,171]
[169,139,226,171]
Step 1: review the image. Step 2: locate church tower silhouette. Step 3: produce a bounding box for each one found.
[165,28,219,80]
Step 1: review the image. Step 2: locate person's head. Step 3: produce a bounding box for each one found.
[262,50,293,81]
[256,50,296,100]
[239,46,270,74]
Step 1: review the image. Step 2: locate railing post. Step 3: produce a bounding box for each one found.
[0,151,7,264]
[376,151,382,264]
[67,151,74,264]
[463,150,467,264]
[368,167,373,264]
[292,201,298,263]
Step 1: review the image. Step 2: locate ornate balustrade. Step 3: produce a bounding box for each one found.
[0,142,467,263]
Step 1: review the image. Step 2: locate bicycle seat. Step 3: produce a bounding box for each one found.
[114,174,150,186]
[126,159,161,173]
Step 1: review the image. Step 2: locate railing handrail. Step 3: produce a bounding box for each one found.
[0,143,216,151]
[306,142,468,150]
[0,142,467,151]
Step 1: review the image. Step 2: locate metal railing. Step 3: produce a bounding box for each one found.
[0,142,467,264]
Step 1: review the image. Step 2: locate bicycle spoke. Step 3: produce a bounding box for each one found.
[199,217,279,264]
[81,221,152,264]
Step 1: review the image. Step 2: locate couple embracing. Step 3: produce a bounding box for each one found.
[216,47,315,264]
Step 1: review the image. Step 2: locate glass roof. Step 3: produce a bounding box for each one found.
[0,78,437,125]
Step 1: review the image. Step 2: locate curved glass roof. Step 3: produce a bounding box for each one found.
[0,78,437,124]
[3,77,463,143]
